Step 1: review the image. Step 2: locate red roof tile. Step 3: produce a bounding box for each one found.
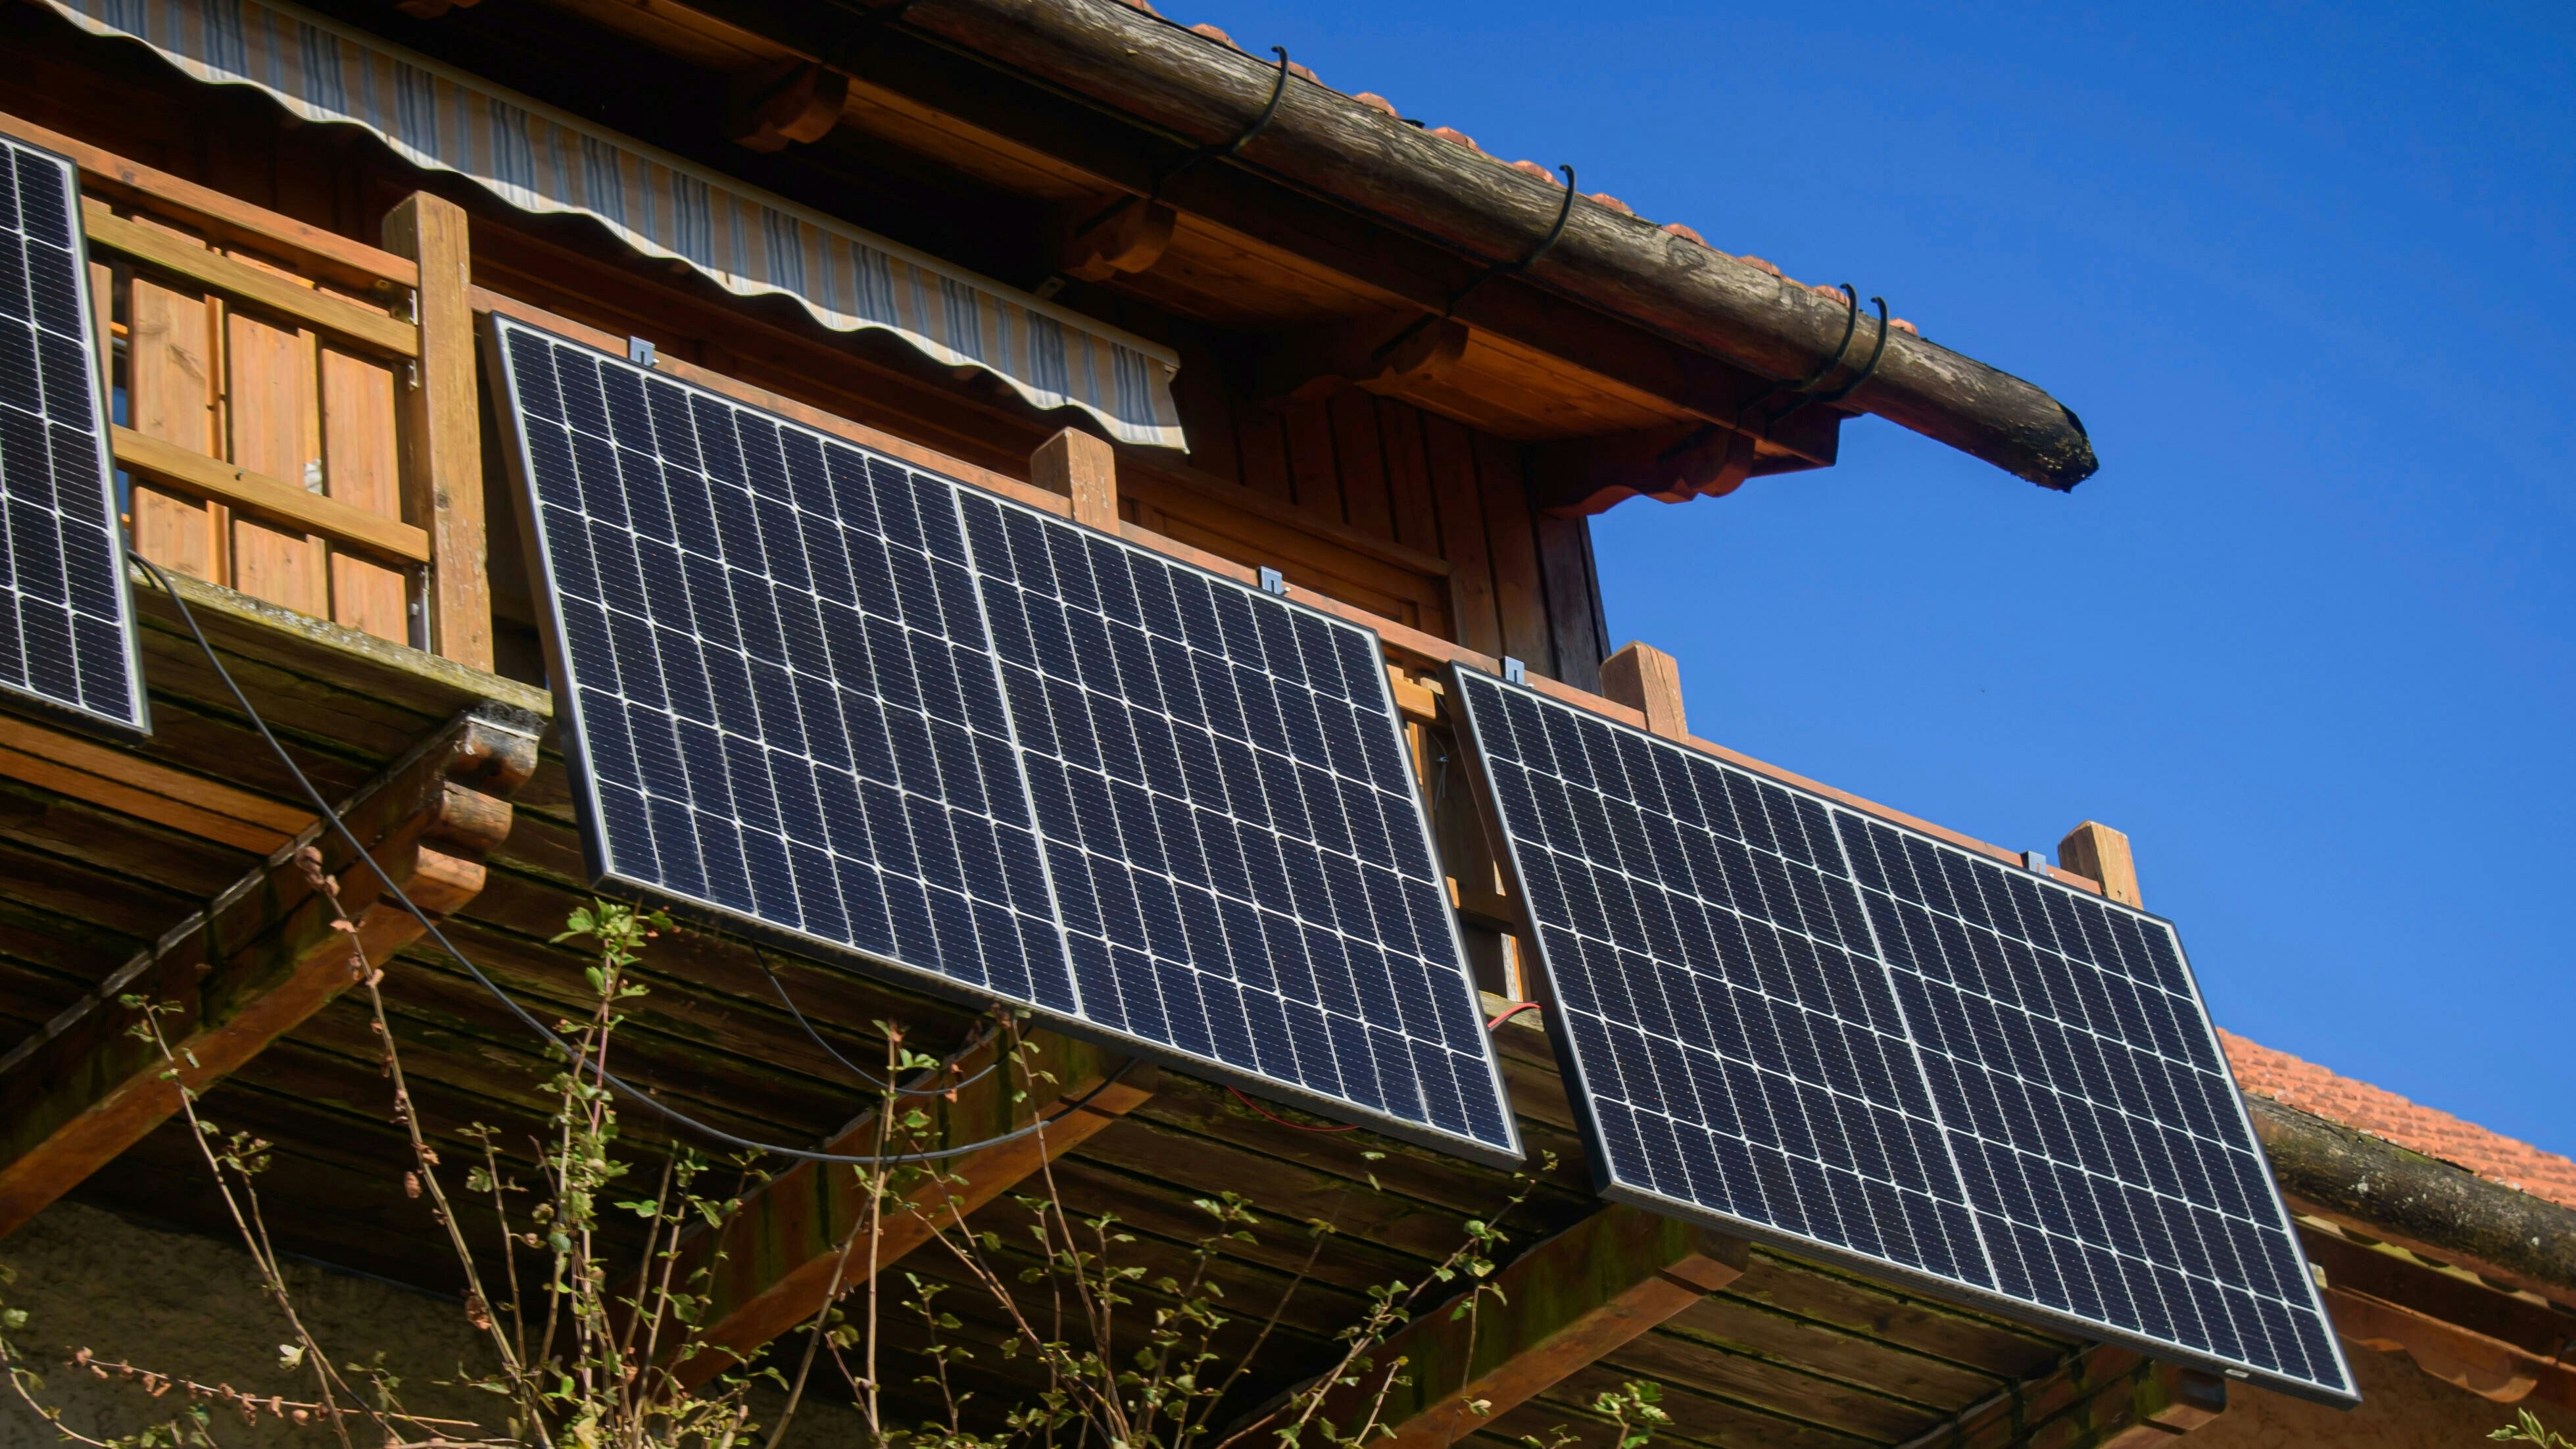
[2220,1030,2576,1212]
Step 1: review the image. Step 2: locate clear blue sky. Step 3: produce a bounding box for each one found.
[1190,1,2574,1155]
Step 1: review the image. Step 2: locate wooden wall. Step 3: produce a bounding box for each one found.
[0,5,1613,693]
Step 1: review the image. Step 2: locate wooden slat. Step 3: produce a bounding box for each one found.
[1423,414,1503,656]
[1285,399,1346,524]
[1297,1204,1749,1449]
[319,344,410,642]
[113,426,433,564]
[222,302,326,617]
[1330,389,1397,542]
[125,268,220,579]
[1534,511,1607,691]
[385,193,493,670]
[1377,397,1444,557]
[0,712,533,1239]
[669,1031,1155,1386]
[84,202,420,358]
[0,713,312,849]
[1475,430,1553,670]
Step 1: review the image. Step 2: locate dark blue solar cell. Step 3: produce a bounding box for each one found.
[1448,668,2352,1406]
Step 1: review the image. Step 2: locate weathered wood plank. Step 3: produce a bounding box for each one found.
[0,710,533,1237]
[116,425,432,565]
[1475,431,1553,672]
[82,201,419,358]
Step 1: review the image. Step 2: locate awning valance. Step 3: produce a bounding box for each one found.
[39,0,1189,450]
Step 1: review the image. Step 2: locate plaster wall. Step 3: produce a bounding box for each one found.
[0,1200,867,1449]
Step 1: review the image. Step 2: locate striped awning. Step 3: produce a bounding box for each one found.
[39,0,1189,450]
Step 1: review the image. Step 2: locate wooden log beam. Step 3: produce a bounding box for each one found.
[2246,1092,2576,1307]
[1296,1204,1747,1449]
[829,0,2095,488]
[0,708,536,1238]
[667,1029,1155,1387]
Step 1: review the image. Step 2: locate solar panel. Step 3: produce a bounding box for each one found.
[488,316,1518,1164]
[0,137,147,736]
[1447,670,2354,1405]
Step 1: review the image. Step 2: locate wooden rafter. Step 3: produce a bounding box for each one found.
[1290,1204,1747,1449]
[668,1029,1155,1387]
[0,707,537,1239]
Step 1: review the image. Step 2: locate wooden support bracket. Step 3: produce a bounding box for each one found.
[0,708,536,1238]
[1031,426,1121,533]
[668,1030,1155,1387]
[1061,199,1179,282]
[727,61,852,152]
[383,192,493,670]
[1529,424,1760,518]
[1255,313,1473,408]
[2058,820,2141,907]
[1290,1204,1747,1449]
[1599,641,1688,740]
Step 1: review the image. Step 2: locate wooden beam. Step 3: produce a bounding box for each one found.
[0,709,535,1238]
[1599,641,1687,741]
[383,192,494,670]
[112,426,433,564]
[668,1031,1154,1387]
[727,60,850,152]
[1895,1346,2225,1449]
[0,713,312,852]
[1031,426,1121,533]
[80,201,421,358]
[2057,821,2140,907]
[1298,1204,1747,1449]
[2321,1283,2576,1409]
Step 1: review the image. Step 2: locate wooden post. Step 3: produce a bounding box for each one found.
[1601,640,1688,739]
[1291,1204,1747,1449]
[0,710,533,1238]
[2058,820,2141,906]
[381,193,492,672]
[1031,426,1121,533]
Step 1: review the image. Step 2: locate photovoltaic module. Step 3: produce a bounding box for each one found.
[0,136,147,735]
[487,316,1517,1164]
[1447,668,2354,1405]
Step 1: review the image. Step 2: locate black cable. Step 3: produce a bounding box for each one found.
[131,551,1130,1167]
[757,953,1003,1098]
[1070,45,1292,243]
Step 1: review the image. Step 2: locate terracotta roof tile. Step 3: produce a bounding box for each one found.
[2220,1030,2576,1212]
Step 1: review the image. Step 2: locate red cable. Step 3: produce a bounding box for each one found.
[1230,1085,1360,1132]
[1486,1000,1542,1031]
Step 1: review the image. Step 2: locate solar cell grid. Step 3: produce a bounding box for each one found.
[1449,669,2353,1405]
[491,317,1519,1164]
[0,137,145,735]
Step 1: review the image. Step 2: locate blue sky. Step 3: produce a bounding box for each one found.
[1188,1,2575,1154]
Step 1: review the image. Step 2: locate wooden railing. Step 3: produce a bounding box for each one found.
[3,114,490,670]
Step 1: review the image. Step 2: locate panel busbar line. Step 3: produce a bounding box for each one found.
[0,137,147,736]
[1446,668,2354,1405]
[487,316,1519,1165]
